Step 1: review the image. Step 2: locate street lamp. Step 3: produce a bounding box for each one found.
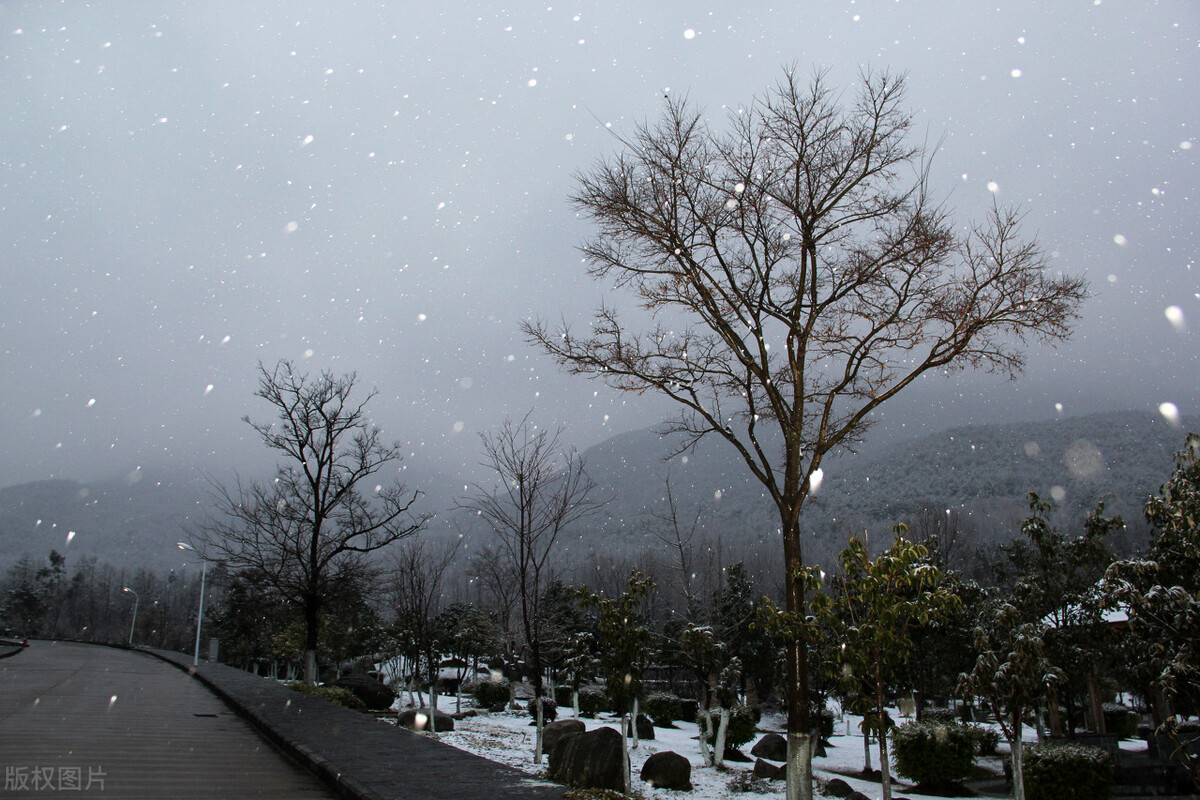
[176,542,207,666]
[122,586,139,645]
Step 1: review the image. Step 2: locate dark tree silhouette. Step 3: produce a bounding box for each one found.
[192,360,427,683]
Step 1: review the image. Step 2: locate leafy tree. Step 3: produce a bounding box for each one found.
[995,494,1122,735]
[577,571,656,794]
[193,360,427,683]
[1103,432,1200,786]
[524,67,1088,800]
[460,414,605,763]
[959,600,1063,800]
[813,528,961,800]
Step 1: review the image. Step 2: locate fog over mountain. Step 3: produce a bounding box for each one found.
[1,410,1192,574]
[1,2,1197,495]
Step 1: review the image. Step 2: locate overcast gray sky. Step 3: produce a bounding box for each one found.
[1,1,1197,490]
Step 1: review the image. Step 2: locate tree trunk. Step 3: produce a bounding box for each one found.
[714,706,731,769]
[631,696,641,750]
[863,727,873,771]
[697,708,714,767]
[1088,671,1107,734]
[534,696,545,764]
[876,655,892,800]
[572,687,580,720]
[1047,687,1064,737]
[621,713,632,795]
[783,519,814,800]
[1011,735,1026,800]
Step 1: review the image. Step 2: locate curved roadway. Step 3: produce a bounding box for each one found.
[0,640,337,798]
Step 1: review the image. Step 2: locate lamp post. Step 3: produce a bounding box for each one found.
[122,586,139,645]
[176,542,207,666]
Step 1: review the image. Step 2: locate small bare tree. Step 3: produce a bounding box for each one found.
[385,537,460,720]
[192,360,427,683]
[524,67,1088,800]
[459,414,606,764]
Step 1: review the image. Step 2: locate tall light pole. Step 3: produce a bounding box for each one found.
[176,542,207,666]
[122,586,139,645]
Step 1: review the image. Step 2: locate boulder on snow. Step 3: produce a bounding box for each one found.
[625,713,654,740]
[330,674,396,711]
[750,732,787,762]
[752,758,786,780]
[396,707,454,732]
[547,726,626,792]
[640,750,692,791]
[823,777,855,798]
[542,718,586,757]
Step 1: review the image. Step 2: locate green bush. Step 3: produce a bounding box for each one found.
[554,685,573,708]
[1103,704,1138,740]
[287,682,366,711]
[891,721,978,791]
[528,696,558,722]
[644,692,683,726]
[705,705,757,751]
[473,676,511,708]
[577,685,608,717]
[1023,742,1113,800]
[921,706,960,725]
[813,706,835,740]
[969,725,1002,756]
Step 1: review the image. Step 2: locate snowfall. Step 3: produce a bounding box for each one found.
[375,692,1146,800]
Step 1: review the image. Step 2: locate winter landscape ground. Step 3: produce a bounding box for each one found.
[376,696,1139,800]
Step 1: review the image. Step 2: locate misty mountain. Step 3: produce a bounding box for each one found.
[568,410,1195,564]
[1,410,1193,575]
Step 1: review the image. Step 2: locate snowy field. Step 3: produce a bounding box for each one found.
[380,698,1037,800]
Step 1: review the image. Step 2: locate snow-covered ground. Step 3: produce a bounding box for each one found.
[380,697,1032,800]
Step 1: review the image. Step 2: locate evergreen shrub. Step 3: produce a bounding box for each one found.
[577,685,608,717]
[287,682,366,711]
[705,705,757,751]
[644,692,683,726]
[891,721,978,791]
[1103,703,1138,740]
[554,685,572,708]
[473,676,511,708]
[970,725,1001,755]
[1023,742,1113,800]
[528,697,558,722]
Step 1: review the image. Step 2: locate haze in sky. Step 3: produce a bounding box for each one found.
[1,2,1196,490]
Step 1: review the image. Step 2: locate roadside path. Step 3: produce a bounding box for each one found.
[0,640,336,799]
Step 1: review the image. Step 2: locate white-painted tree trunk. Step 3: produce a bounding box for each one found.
[697,709,714,767]
[534,696,545,764]
[631,697,641,750]
[714,706,731,769]
[786,732,814,800]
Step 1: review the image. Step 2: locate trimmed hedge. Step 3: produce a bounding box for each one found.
[1023,742,1113,800]
[644,692,684,726]
[577,685,608,717]
[287,682,366,711]
[1103,704,1138,740]
[472,676,511,708]
[527,696,558,722]
[891,721,978,791]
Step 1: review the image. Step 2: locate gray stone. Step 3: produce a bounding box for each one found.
[547,725,626,792]
[823,777,855,797]
[396,707,455,732]
[625,713,654,741]
[750,732,787,762]
[640,750,692,791]
[752,758,786,780]
[330,674,396,711]
[543,718,586,757]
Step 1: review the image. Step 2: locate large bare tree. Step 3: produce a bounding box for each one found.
[524,68,1088,800]
[459,414,606,763]
[192,360,427,683]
